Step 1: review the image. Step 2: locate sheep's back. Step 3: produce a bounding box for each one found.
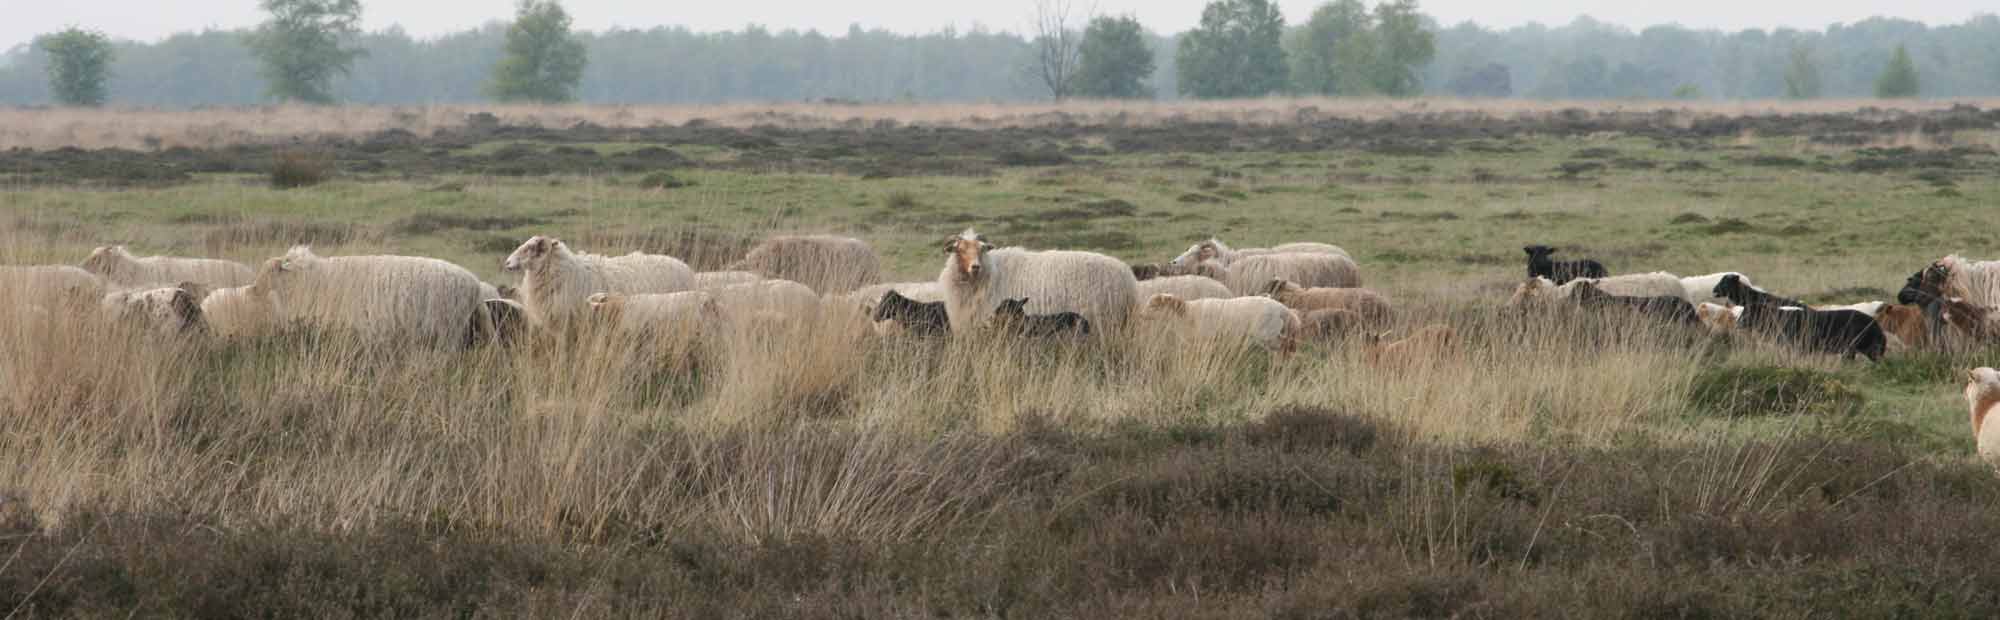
[984,249,1137,331]
[1226,253,1361,294]
[1136,276,1232,303]
[270,256,485,346]
[736,236,882,294]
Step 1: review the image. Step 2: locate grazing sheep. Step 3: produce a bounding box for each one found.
[1736,303,1887,361]
[695,270,763,290]
[503,236,696,328]
[1259,279,1393,328]
[729,235,881,294]
[1225,252,1361,295]
[0,265,107,311]
[871,290,949,337]
[1137,275,1233,304]
[1140,293,1299,353]
[81,245,254,289]
[1298,308,1366,343]
[1506,273,1683,307]
[100,283,207,335]
[993,297,1091,338]
[938,229,1138,334]
[1933,255,2000,308]
[1170,238,1349,267]
[1523,245,1607,285]
[1712,274,1807,309]
[1874,304,1927,350]
[1679,272,1750,305]
[1569,281,1700,327]
[587,291,719,338]
[254,247,495,348]
[1965,368,2000,469]
[1364,325,1457,368]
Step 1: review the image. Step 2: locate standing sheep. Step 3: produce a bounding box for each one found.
[1966,368,2000,470]
[503,235,696,328]
[587,291,720,339]
[729,235,882,294]
[938,229,1138,334]
[1140,293,1299,353]
[249,247,494,348]
[707,279,821,321]
[1522,245,1607,285]
[1170,238,1349,267]
[1137,275,1233,304]
[81,245,254,289]
[1506,274,1684,308]
[1678,272,1750,305]
[1712,274,1807,309]
[1225,253,1362,295]
[0,265,107,312]
[1259,279,1394,329]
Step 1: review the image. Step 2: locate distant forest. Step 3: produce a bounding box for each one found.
[3,14,1998,106]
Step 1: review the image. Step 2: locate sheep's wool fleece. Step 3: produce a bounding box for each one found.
[261,251,486,347]
[941,247,1137,334]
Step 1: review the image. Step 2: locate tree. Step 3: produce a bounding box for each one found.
[486,0,588,103]
[1446,62,1509,97]
[1028,0,1087,101]
[1073,15,1155,98]
[1783,45,1822,99]
[34,28,115,106]
[1176,0,1288,99]
[1368,0,1434,96]
[1876,44,1919,98]
[246,0,365,103]
[1286,0,1374,95]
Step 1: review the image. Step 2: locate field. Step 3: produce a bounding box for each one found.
[4,99,2000,616]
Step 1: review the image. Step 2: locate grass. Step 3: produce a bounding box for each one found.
[1,102,1999,614]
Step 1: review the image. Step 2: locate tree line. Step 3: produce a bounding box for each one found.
[3,0,1994,107]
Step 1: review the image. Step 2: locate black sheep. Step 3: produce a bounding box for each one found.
[871,290,949,337]
[1523,245,1608,285]
[1569,281,1700,326]
[1712,274,1807,309]
[993,297,1092,338]
[1738,303,1887,361]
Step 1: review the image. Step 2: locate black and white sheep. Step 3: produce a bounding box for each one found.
[1711,274,1807,309]
[1522,245,1607,285]
[1736,303,1887,361]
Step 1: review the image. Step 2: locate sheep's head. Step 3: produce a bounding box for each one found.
[1258,279,1299,298]
[1924,260,1957,297]
[504,236,565,273]
[1142,293,1186,318]
[1711,274,1746,300]
[79,245,133,275]
[1523,245,1555,259]
[996,297,1030,317]
[1967,367,2000,434]
[941,229,991,282]
[1169,238,1221,267]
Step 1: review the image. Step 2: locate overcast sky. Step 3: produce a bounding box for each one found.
[2,1,1990,51]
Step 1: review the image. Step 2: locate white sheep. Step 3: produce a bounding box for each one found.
[239,246,494,347]
[0,265,108,315]
[199,285,273,339]
[587,291,719,338]
[1139,293,1299,353]
[707,279,821,321]
[502,235,696,328]
[100,284,208,335]
[729,235,882,294]
[1169,238,1349,267]
[1506,273,1684,307]
[1678,272,1749,305]
[1135,275,1233,304]
[1965,367,2000,470]
[938,229,1138,334]
[1224,252,1362,295]
[695,271,763,290]
[80,245,254,289]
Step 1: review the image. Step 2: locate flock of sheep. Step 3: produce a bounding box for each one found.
[16,230,2000,465]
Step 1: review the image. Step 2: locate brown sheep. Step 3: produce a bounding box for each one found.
[1298,308,1366,343]
[1363,325,1456,368]
[1259,279,1393,329]
[1874,304,1927,350]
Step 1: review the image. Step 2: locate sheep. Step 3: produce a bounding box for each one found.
[992,297,1091,339]
[1523,245,1607,285]
[938,229,1138,335]
[1137,275,1233,304]
[1569,281,1700,327]
[1965,368,2000,469]
[503,235,696,328]
[1816,301,1886,316]
[1938,297,2000,343]
[871,290,949,337]
[1736,303,1887,361]
[1874,304,1928,350]
[1364,325,1457,368]
[1695,302,1739,333]
[1258,279,1393,328]
[728,235,881,294]
[1932,255,2000,308]
[81,245,254,289]
[198,285,274,339]
[587,291,720,338]
[485,298,530,346]
[99,283,207,335]
[1712,274,1807,309]
[0,265,107,311]
[1139,293,1298,353]
[705,279,821,321]
[695,270,763,290]
[1679,272,1750,305]
[1169,238,1349,267]
[1224,252,1362,295]
[1506,273,1684,308]
[250,247,495,348]
[1133,261,1229,282]
[1298,308,1366,343]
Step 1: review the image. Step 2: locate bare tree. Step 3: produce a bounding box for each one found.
[1031,0,1092,101]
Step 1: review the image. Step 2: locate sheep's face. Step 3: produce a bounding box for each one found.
[996,297,1029,317]
[504,236,563,273]
[942,230,991,282]
[1711,275,1744,299]
[1523,245,1555,260]
[79,245,130,275]
[1923,262,1953,295]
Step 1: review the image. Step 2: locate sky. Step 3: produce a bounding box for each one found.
[1,0,1991,51]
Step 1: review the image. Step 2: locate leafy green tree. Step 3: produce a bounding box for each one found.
[246,0,365,103]
[1176,0,1288,99]
[1286,0,1374,95]
[1875,44,1919,98]
[34,28,115,106]
[486,0,588,103]
[1367,0,1434,96]
[1783,45,1822,99]
[1073,16,1155,99]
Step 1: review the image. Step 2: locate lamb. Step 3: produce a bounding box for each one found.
[99,283,207,335]
[1569,281,1700,327]
[1258,279,1393,328]
[1506,273,1684,307]
[1523,245,1607,285]
[938,229,1138,335]
[1678,272,1751,305]
[0,265,107,311]
[695,270,763,290]
[870,290,949,337]
[1139,293,1298,353]
[729,235,881,294]
[1298,308,1366,343]
[80,245,254,289]
[502,235,696,328]
[247,247,495,348]
[586,291,719,338]
[1169,238,1349,267]
[992,297,1091,339]
[1874,304,1928,350]
[1965,368,2000,469]
[1695,302,1739,333]
[1224,252,1362,295]
[1363,325,1457,368]
[1736,303,1887,361]
[1712,274,1807,309]
[1137,275,1233,304]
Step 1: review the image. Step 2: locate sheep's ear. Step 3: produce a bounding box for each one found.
[1522,246,1534,255]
